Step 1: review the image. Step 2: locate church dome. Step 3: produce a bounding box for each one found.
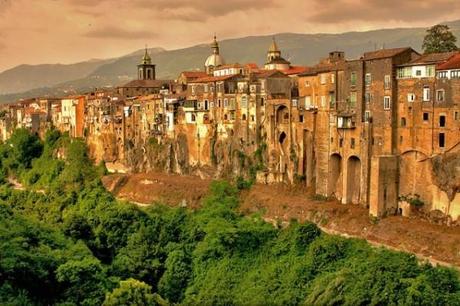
[205,35,225,71]
[205,53,225,67]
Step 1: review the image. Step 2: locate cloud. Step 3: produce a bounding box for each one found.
[84,26,157,40]
[309,0,460,23]
[66,0,276,21]
[0,0,13,14]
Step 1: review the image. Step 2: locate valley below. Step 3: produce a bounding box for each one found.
[103,172,460,268]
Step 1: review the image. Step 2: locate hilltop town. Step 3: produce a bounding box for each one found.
[1,36,459,221]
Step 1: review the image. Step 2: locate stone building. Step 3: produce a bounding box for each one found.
[117,48,173,98]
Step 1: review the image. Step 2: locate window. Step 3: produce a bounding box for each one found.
[349,92,357,107]
[436,89,445,102]
[224,98,228,108]
[383,96,391,110]
[299,115,304,123]
[423,86,431,102]
[305,96,312,107]
[351,72,357,86]
[191,114,196,122]
[407,93,415,102]
[241,96,248,108]
[439,133,445,148]
[400,117,406,127]
[339,138,343,147]
[439,115,446,127]
[320,74,327,84]
[455,111,459,121]
[365,92,372,103]
[329,93,336,107]
[365,73,372,86]
[304,80,310,87]
[350,138,355,149]
[438,71,448,78]
[242,114,247,121]
[364,111,371,122]
[251,115,255,122]
[451,70,460,79]
[427,65,435,77]
[321,96,326,107]
[384,75,391,89]
[423,112,429,121]
[415,70,422,76]
[260,98,265,106]
[218,99,221,107]
[331,73,335,84]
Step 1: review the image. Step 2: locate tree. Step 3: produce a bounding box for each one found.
[103,278,167,306]
[422,24,458,54]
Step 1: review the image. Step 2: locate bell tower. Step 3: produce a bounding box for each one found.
[137,47,156,80]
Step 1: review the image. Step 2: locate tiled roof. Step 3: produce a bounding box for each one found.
[180,71,208,78]
[283,66,310,75]
[245,63,259,70]
[214,63,243,69]
[401,52,458,66]
[120,79,172,88]
[191,74,239,83]
[437,53,460,70]
[253,70,288,78]
[363,47,414,60]
[298,62,342,76]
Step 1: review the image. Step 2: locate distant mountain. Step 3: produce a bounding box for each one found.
[1,20,460,103]
[0,59,114,95]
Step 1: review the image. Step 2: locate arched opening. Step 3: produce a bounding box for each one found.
[346,156,361,204]
[242,114,247,121]
[329,153,342,200]
[279,131,286,144]
[147,69,151,79]
[276,105,289,124]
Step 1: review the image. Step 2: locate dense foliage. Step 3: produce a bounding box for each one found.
[422,24,458,54]
[1,129,460,305]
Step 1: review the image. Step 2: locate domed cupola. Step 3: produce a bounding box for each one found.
[264,37,290,71]
[205,35,225,74]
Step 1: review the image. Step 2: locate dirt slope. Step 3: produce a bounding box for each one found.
[102,172,460,268]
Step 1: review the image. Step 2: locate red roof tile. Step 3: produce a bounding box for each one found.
[283,66,310,75]
[191,74,239,83]
[363,47,415,60]
[406,52,457,65]
[437,53,460,70]
[181,71,208,78]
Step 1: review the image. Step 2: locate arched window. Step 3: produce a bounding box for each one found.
[242,114,247,120]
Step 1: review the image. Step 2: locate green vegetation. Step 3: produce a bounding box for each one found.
[1,129,460,305]
[422,24,458,54]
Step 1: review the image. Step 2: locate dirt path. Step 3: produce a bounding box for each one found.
[103,172,460,268]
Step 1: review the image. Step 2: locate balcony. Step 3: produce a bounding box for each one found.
[337,114,356,129]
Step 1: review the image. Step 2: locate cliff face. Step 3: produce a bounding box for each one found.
[87,119,274,185]
[432,152,460,202]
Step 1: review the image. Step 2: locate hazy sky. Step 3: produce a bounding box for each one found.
[1,0,460,72]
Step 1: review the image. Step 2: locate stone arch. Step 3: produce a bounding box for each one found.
[329,153,342,200]
[276,105,289,123]
[346,155,361,204]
